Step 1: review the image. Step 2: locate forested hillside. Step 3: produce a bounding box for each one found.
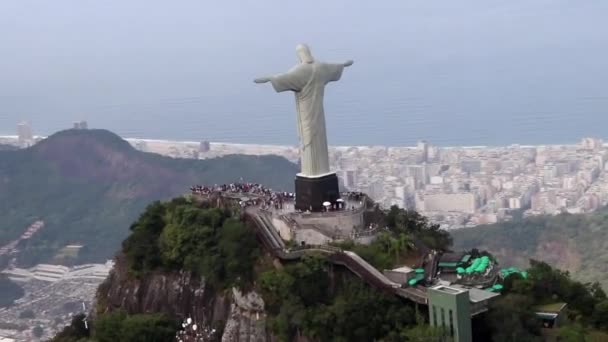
[452,207,608,287]
[0,129,297,266]
[54,199,608,341]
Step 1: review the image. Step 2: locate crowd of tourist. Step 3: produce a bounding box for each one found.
[190,182,296,210]
[190,183,365,212]
[190,182,273,196]
[342,191,365,202]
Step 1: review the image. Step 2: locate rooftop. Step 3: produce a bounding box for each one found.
[534,302,567,313]
[392,266,413,273]
[431,285,467,295]
[450,284,501,302]
[439,252,467,263]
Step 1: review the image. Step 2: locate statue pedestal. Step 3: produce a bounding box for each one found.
[295,172,340,212]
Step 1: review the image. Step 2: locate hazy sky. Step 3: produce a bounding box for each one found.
[1,1,608,146]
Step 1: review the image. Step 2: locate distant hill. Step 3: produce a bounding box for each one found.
[0,129,298,265]
[452,207,608,287]
[0,143,18,151]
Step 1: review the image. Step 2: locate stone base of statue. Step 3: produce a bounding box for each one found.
[295,172,340,212]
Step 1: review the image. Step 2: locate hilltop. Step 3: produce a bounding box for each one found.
[0,143,18,151]
[452,207,608,287]
[50,198,608,341]
[0,129,298,266]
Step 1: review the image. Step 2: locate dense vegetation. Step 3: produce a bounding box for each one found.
[471,260,608,341]
[336,205,452,270]
[383,205,452,252]
[0,275,24,308]
[452,207,608,287]
[258,255,421,341]
[122,198,260,289]
[258,205,608,341]
[50,193,608,341]
[51,312,177,342]
[0,129,296,266]
[257,206,454,342]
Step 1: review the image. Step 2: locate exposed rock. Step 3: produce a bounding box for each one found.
[222,304,267,342]
[232,288,265,312]
[96,255,273,341]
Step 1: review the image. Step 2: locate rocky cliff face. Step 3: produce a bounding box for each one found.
[96,255,271,341]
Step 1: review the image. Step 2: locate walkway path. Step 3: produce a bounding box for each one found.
[245,207,429,305]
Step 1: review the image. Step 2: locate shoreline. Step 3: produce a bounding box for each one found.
[0,134,601,150]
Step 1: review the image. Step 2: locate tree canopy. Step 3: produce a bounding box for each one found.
[258,255,419,342]
[452,207,608,287]
[122,198,260,289]
[477,259,608,341]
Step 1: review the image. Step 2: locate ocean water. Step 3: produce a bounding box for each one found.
[1,1,607,147]
[2,72,607,148]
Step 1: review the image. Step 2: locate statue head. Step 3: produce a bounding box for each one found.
[296,44,314,64]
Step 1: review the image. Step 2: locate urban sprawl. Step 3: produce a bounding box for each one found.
[6,121,608,231]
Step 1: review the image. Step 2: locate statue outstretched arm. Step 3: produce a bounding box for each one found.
[255,68,308,92]
[254,77,271,84]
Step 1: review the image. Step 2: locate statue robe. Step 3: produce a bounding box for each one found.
[270,61,344,177]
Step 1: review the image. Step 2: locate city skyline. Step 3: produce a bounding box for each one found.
[3,120,608,149]
[3,128,607,232]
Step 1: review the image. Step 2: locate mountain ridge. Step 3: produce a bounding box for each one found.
[451,207,608,287]
[0,129,298,266]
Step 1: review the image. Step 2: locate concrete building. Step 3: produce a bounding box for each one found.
[534,302,568,330]
[428,285,472,342]
[343,169,357,189]
[394,186,405,200]
[16,121,33,145]
[383,266,415,285]
[418,193,477,214]
[581,137,602,150]
[509,196,522,209]
[430,176,444,185]
[72,120,88,129]
[407,164,428,187]
[418,140,429,163]
[461,160,481,173]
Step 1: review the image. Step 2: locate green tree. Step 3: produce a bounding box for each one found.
[217,218,260,288]
[259,254,417,341]
[93,312,177,342]
[402,325,452,341]
[51,313,90,342]
[95,310,127,342]
[119,314,177,342]
[384,205,451,251]
[557,324,587,342]
[122,201,166,276]
[486,294,542,342]
[592,300,608,330]
[123,200,260,290]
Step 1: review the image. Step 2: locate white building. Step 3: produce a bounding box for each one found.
[16,121,33,145]
[417,193,478,214]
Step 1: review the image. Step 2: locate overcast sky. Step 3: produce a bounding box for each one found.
[1,1,608,145]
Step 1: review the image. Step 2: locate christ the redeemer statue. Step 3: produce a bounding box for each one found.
[255,44,353,211]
